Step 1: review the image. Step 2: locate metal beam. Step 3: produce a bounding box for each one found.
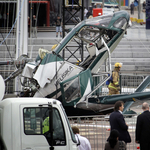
[16,0,28,95]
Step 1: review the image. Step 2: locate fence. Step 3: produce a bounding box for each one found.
[93,74,150,96]
[68,114,139,150]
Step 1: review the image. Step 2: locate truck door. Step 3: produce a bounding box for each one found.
[20,104,67,150]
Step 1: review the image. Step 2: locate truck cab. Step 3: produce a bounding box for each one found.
[0,98,78,150]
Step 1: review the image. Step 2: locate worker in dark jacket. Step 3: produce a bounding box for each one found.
[136,102,150,150]
[109,101,131,144]
[130,2,135,15]
[108,62,122,95]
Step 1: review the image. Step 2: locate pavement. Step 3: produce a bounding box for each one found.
[126,9,145,21]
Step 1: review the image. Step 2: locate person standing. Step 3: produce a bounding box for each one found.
[130,2,135,15]
[86,10,92,19]
[105,129,126,150]
[55,15,62,37]
[109,101,131,144]
[143,1,146,10]
[72,126,91,150]
[135,102,150,150]
[3,12,6,27]
[32,15,37,38]
[84,7,88,20]
[108,62,122,95]
[28,16,32,37]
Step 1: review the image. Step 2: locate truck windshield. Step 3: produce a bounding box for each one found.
[60,104,77,143]
[23,107,66,146]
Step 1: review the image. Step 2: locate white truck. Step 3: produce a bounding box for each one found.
[0,97,78,150]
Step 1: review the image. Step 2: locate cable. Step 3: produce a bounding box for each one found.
[0,0,25,46]
[0,32,13,61]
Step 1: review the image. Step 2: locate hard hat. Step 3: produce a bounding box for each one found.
[114,62,122,68]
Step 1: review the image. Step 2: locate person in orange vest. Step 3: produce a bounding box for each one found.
[108,62,122,95]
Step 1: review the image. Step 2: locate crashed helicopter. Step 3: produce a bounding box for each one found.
[3,10,150,116]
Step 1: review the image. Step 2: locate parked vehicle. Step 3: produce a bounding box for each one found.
[0,97,78,150]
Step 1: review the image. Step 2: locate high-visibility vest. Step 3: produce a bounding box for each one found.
[43,117,49,134]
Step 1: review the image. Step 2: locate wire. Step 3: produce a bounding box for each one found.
[0,0,25,46]
[0,32,13,61]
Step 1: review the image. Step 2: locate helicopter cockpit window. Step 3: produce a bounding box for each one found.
[113,17,127,29]
[63,77,81,102]
[61,26,101,64]
[98,16,112,27]
[86,15,113,28]
[60,16,118,68]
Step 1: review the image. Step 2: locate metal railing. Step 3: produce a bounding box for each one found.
[92,74,150,96]
[68,114,139,150]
